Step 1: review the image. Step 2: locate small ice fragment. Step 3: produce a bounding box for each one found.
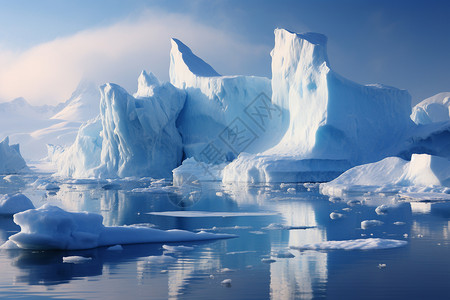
[393,221,405,226]
[361,220,384,230]
[378,263,386,269]
[220,268,234,273]
[403,233,408,238]
[216,192,224,197]
[63,256,92,264]
[342,208,351,212]
[287,188,296,194]
[160,270,168,274]
[329,197,341,203]
[107,245,123,251]
[209,275,214,279]
[330,212,344,220]
[221,279,232,287]
[375,205,389,215]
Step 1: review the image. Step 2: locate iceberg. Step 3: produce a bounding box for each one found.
[411,92,450,125]
[0,194,34,215]
[3,204,235,250]
[223,29,413,183]
[320,154,450,197]
[52,72,186,178]
[0,137,28,174]
[170,38,277,162]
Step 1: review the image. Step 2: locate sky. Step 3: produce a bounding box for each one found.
[0,0,448,106]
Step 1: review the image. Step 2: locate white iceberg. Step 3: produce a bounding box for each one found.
[223,29,412,183]
[0,137,28,174]
[170,38,276,161]
[52,72,186,179]
[4,204,235,250]
[320,153,450,197]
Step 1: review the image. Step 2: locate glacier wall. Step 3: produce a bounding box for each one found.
[53,72,185,178]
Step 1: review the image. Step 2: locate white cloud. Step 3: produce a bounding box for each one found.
[0,10,270,105]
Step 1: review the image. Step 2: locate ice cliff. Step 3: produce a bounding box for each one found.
[411,92,450,125]
[52,72,185,178]
[223,29,413,183]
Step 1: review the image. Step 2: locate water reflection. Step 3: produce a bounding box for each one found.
[0,180,449,299]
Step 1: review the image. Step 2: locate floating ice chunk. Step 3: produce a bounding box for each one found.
[221,279,232,287]
[286,188,296,194]
[0,194,34,215]
[375,205,389,215]
[291,238,407,250]
[393,221,406,226]
[361,220,384,230]
[220,268,234,273]
[378,263,387,269]
[162,245,194,252]
[4,205,235,250]
[63,256,92,264]
[330,212,344,220]
[261,258,276,263]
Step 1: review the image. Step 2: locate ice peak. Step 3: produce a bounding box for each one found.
[170,38,220,78]
[276,29,327,46]
[135,70,160,98]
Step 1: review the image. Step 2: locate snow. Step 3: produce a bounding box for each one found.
[320,154,450,197]
[3,204,235,250]
[290,238,407,250]
[411,92,450,125]
[0,194,34,215]
[0,137,28,174]
[52,73,186,179]
[222,28,412,183]
[148,211,278,217]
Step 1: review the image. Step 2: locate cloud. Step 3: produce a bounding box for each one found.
[0,10,270,105]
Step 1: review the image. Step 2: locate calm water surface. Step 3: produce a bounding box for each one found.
[0,175,449,299]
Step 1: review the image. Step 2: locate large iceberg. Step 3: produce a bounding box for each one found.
[223,29,413,183]
[0,137,28,174]
[170,38,278,162]
[52,72,185,178]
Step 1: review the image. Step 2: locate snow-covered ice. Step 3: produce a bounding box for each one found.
[290,238,407,250]
[3,204,235,250]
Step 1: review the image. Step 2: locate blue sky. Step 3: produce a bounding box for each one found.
[0,0,448,105]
